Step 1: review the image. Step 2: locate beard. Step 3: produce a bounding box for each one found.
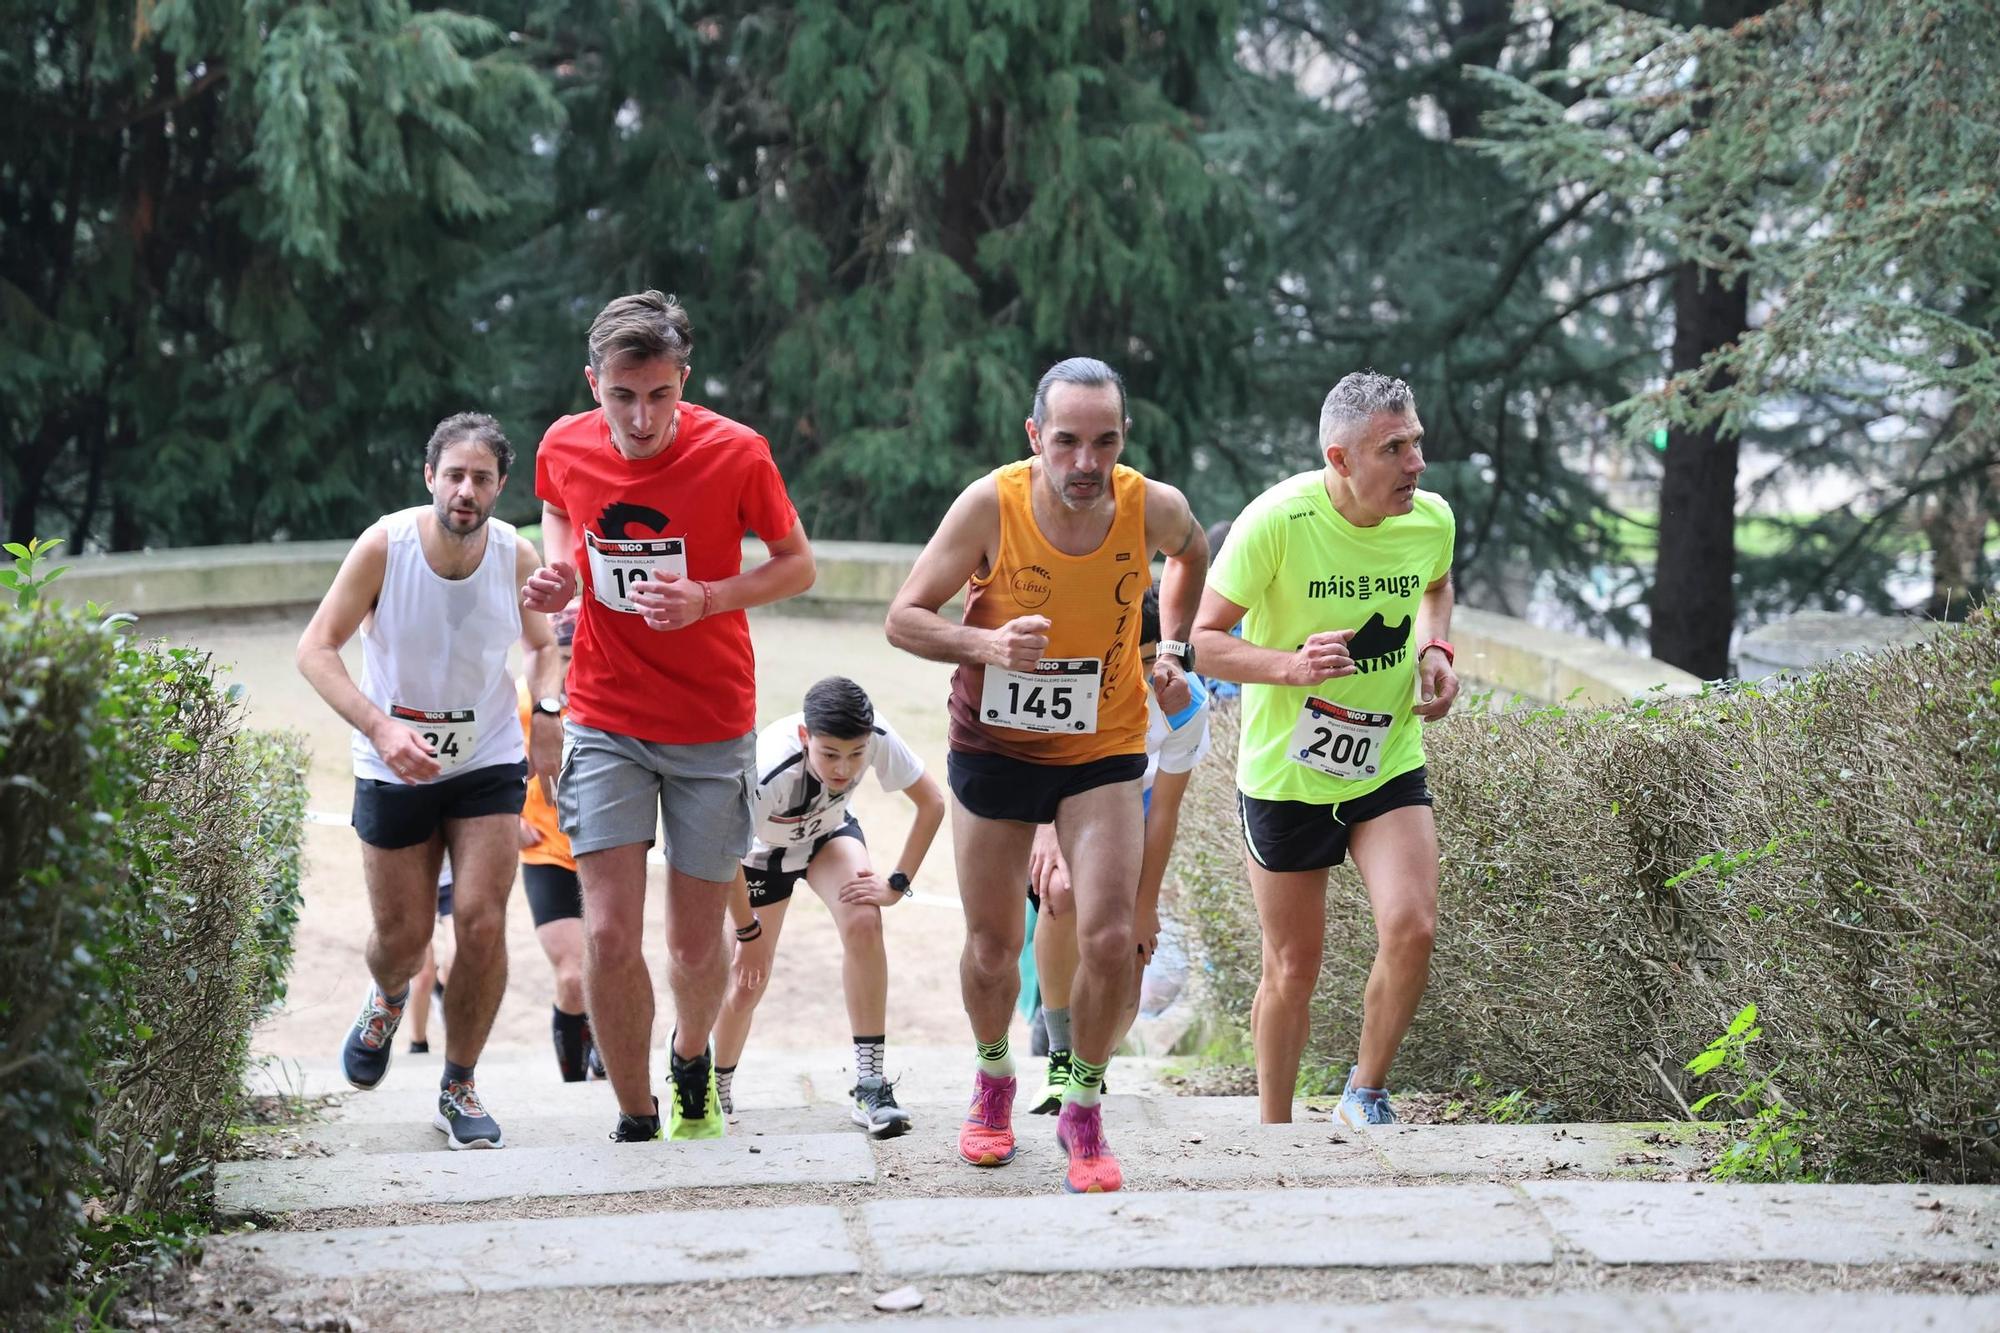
[435,497,491,535]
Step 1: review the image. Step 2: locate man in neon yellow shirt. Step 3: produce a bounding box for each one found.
[1192,372,1459,1128]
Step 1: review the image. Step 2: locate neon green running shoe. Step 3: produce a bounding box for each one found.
[1031,1049,1071,1115]
[668,1052,726,1140]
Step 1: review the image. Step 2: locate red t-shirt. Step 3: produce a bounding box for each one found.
[534,402,798,744]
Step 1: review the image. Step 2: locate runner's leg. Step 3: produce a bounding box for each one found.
[1345,803,1439,1088]
[664,866,731,1062]
[1247,858,1329,1124]
[803,837,887,1039]
[954,802,1036,1045]
[361,835,446,1001]
[438,813,516,1068]
[578,843,655,1115]
[1054,777,1144,1070]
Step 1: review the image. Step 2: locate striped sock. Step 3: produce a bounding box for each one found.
[854,1035,885,1082]
[715,1064,736,1115]
[1065,1053,1108,1108]
[975,1034,1013,1077]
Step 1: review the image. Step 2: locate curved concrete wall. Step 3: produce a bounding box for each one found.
[58,540,1700,705]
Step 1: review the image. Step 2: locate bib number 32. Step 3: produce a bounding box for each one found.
[389,705,476,775]
[980,658,1101,735]
[1288,698,1392,780]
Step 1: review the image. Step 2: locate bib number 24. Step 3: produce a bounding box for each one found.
[388,705,476,775]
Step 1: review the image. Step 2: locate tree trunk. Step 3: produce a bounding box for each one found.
[1649,258,1749,678]
[1647,0,1771,680]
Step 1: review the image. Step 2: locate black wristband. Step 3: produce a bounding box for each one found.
[734,914,763,942]
[888,871,911,898]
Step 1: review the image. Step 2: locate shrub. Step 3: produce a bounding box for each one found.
[0,546,310,1314]
[1181,610,2000,1181]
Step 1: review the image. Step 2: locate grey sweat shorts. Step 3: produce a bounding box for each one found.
[557,721,755,881]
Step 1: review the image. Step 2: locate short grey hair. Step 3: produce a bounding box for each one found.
[1032,356,1127,427]
[1318,371,1414,451]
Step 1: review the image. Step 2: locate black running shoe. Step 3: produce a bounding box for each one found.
[434,1079,503,1150]
[408,1039,430,1054]
[341,985,406,1090]
[851,1075,913,1139]
[612,1096,662,1143]
[584,1019,607,1081]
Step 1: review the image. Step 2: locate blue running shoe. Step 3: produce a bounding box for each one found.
[435,1079,504,1150]
[341,985,406,1090]
[1334,1065,1397,1127]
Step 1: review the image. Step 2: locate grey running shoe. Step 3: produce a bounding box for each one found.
[851,1075,913,1139]
[434,1080,504,1149]
[1334,1065,1397,1128]
[341,986,405,1090]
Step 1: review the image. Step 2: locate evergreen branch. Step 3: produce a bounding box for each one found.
[1436,186,1607,348]
[1454,263,1675,380]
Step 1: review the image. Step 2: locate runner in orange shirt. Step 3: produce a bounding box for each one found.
[516,601,605,1081]
[886,357,1208,1192]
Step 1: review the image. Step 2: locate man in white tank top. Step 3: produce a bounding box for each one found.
[298,413,563,1150]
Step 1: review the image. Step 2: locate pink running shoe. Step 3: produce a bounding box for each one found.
[958,1070,1017,1166]
[1056,1100,1122,1193]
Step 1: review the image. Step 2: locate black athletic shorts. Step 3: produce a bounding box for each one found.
[744,818,865,908]
[522,862,582,927]
[948,750,1146,826]
[1238,766,1434,873]
[351,760,528,850]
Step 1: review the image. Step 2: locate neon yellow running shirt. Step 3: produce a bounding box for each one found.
[1208,471,1454,805]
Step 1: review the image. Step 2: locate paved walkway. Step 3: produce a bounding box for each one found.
[203,1048,2000,1330]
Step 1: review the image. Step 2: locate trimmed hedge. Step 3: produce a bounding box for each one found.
[1180,610,2000,1182]
[1,588,307,1312]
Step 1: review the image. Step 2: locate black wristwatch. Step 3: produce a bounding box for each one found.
[1157,639,1195,672]
[888,871,912,898]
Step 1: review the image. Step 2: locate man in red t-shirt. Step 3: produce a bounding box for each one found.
[523,290,816,1142]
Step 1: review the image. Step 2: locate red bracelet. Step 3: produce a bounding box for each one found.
[1419,638,1455,665]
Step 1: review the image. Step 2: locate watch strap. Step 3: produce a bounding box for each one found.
[1419,639,1455,666]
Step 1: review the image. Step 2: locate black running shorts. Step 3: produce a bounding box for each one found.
[745,818,866,907]
[947,750,1146,826]
[351,760,528,850]
[522,862,582,927]
[1237,766,1434,873]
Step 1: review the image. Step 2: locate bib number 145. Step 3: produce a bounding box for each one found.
[980,658,1102,735]
[1288,698,1392,780]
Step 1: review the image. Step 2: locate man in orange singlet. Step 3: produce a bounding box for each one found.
[886,357,1208,1193]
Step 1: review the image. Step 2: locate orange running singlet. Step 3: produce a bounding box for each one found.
[947,459,1149,763]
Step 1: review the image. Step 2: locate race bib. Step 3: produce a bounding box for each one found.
[389,705,476,775]
[1288,698,1392,780]
[980,658,1101,735]
[585,529,688,613]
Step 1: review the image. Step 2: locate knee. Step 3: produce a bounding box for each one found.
[454,904,504,955]
[1078,920,1133,974]
[1262,946,1322,999]
[1378,907,1436,957]
[966,927,1020,980]
[585,915,640,967]
[838,909,884,954]
[668,924,724,973]
[553,961,586,1011]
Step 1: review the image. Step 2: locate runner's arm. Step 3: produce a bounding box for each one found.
[295,527,401,746]
[1146,480,1208,714]
[886,480,1044,666]
[516,539,562,777]
[1411,571,1459,720]
[709,522,816,615]
[1192,587,1357,687]
[524,503,578,610]
[891,770,947,888]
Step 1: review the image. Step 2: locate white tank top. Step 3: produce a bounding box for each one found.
[351,507,525,784]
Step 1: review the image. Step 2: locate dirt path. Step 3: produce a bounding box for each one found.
[169,606,982,1066]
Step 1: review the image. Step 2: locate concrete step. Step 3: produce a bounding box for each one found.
[798,1291,2000,1332]
[217,1133,874,1215]
[206,1182,2000,1299]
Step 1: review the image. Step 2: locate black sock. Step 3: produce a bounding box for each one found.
[552,1007,589,1082]
[668,1032,711,1080]
[441,1058,474,1090]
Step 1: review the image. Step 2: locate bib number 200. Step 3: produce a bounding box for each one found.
[1287,698,1392,781]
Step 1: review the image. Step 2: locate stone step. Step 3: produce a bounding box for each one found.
[798,1291,2000,1332]
[217,1133,874,1215]
[206,1182,2000,1298]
